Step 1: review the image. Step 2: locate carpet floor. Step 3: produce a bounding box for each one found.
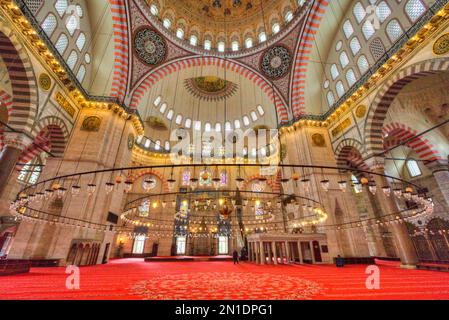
[1,259,449,300]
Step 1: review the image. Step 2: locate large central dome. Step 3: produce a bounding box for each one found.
[146,0,301,52]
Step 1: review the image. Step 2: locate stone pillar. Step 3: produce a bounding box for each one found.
[279,243,285,264]
[248,242,252,262]
[285,241,291,263]
[267,241,272,264]
[259,241,265,265]
[297,241,304,264]
[255,242,260,264]
[0,133,33,197]
[368,158,418,267]
[310,241,316,264]
[428,161,449,208]
[272,241,278,265]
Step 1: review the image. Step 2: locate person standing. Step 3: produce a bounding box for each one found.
[232,249,239,264]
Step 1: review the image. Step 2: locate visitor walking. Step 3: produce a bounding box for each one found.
[232,250,239,264]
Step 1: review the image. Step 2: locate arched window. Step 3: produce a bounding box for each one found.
[327,91,335,106]
[346,69,356,86]
[66,15,78,36]
[215,123,221,132]
[357,55,369,74]
[76,65,86,82]
[76,32,86,51]
[194,121,201,131]
[176,28,184,39]
[272,23,280,34]
[159,103,167,114]
[231,41,239,51]
[353,2,366,23]
[349,37,361,56]
[67,50,78,70]
[386,19,403,42]
[405,0,426,22]
[243,116,250,126]
[204,39,212,50]
[163,18,171,29]
[245,38,253,48]
[234,119,241,129]
[406,159,422,177]
[225,121,232,131]
[132,235,146,254]
[150,4,158,16]
[336,81,345,98]
[258,32,267,43]
[342,20,354,39]
[250,111,258,122]
[41,14,57,37]
[339,51,349,68]
[190,35,198,46]
[362,20,375,40]
[217,41,225,52]
[257,105,265,116]
[376,1,391,23]
[154,96,162,106]
[164,141,170,151]
[285,11,293,22]
[55,33,69,54]
[330,64,339,80]
[204,123,211,132]
[175,114,182,125]
[155,140,161,150]
[167,109,174,120]
[185,118,192,128]
[55,0,68,17]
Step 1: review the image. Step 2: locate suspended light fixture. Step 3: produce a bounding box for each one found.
[382,186,391,197]
[368,184,377,195]
[162,201,167,208]
[87,184,96,195]
[393,188,402,198]
[281,178,290,191]
[320,179,330,192]
[258,177,267,191]
[352,182,362,194]
[213,177,221,190]
[105,183,115,194]
[338,180,347,192]
[124,181,133,193]
[190,178,198,190]
[236,177,245,189]
[300,178,310,192]
[292,172,300,181]
[143,178,156,191]
[167,179,176,191]
[71,185,81,196]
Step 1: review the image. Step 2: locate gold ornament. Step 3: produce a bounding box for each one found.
[355,105,367,118]
[433,33,449,55]
[39,73,52,90]
[311,133,326,147]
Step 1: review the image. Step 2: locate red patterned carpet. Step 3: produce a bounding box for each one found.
[1,259,449,300]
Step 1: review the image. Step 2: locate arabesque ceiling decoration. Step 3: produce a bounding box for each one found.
[184,76,239,102]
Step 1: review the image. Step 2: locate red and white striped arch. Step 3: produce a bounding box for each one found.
[109,0,129,102]
[335,138,370,173]
[383,122,441,163]
[290,0,329,118]
[0,89,13,151]
[16,117,69,169]
[242,174,280,194]
[129,56,290,124]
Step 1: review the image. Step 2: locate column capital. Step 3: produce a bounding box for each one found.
[426,159,449,173]
[2,132,33,151]
[365,156,386,172]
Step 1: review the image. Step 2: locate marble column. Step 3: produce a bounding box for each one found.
[267,241,272,264]
[285,241,291,263]
[0,133,33,197]
[272,241,278,265]
[297,241,304,264]
[248,242,252,262]
[255,242,260,264]
[368,158,418,267]
[279,243,285,264]
[427,161,449,209]
[310,241,316,264]
[259,241,265,265]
